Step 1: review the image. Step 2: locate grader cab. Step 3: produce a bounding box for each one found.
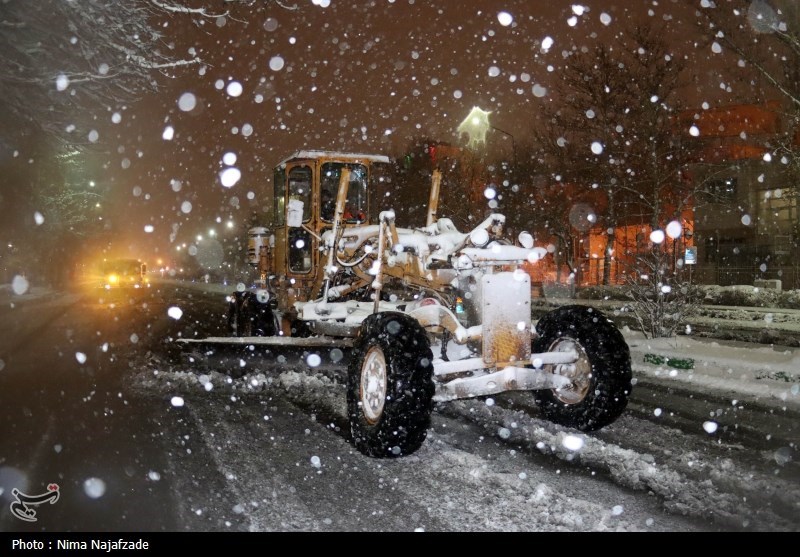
[185,150,632,459]
[231,151,392,335]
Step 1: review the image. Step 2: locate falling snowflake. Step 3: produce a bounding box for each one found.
[562,435,584,451]
[167,307,183,320]
[83,478,106,499]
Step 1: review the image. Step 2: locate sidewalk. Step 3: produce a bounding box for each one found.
[0,283,59,308]
[625,330,800,411]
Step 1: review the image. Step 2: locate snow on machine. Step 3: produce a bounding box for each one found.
[179,151,632,458]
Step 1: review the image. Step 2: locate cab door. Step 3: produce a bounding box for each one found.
[284,163,316,304]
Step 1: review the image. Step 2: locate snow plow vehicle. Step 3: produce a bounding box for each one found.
[99,258,149,290]
[180,151,632,458]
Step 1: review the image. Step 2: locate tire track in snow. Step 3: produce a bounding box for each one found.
[595,412,800,527]
[437,398,799,531]
[378,420,698,531]
[183,397,336,531]
[132,367,707,531]
[132,368,451,531]
[239,371,703,531]
[500,389,800,527]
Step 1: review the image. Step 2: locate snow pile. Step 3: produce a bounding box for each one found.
[625,329,800,409]
[575,283,800,310]
[437,398,800,531]
[701,284,800,309]
[128,365,347,421]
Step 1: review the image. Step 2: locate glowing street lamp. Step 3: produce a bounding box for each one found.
[457,106,492,149]
[458,106,517,174]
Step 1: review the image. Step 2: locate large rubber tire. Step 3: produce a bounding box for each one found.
[347,312,435,458]
[532,305,632,431]
[228,292,248,336]
[228,291,278,337]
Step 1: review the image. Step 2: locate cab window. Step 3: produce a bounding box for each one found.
[288,228,312,273]
[288,165,312,222]
[320,165,339,222]
[320,162,368,223]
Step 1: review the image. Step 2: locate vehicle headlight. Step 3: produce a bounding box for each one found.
[108,274,118,284]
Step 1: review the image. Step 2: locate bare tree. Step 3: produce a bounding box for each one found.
[0,1,198,145]
[0,0,298,285]
[0,0,298,146]
[624,248,704,338]
[691,0,799,188]
[525,24,718,336]
[529,24,694,285]
[690,0,799,109]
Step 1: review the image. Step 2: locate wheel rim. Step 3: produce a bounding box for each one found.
[360,346,388,424]
[546,337,592,404]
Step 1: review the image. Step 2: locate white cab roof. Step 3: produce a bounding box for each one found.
[276,150,392,167]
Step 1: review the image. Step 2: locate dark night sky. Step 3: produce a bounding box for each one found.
[28,0,773,269]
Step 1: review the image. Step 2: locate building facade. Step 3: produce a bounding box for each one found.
[685,102,799,289]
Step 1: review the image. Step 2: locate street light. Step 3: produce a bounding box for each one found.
[490,125,517,170]
[457,106,492,149]
[456,107,516,166]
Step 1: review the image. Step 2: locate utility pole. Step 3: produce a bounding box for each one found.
[490,125,517,171]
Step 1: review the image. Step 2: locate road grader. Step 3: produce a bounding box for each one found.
[181,150,632,458]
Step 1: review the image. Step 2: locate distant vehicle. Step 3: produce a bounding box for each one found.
[100,259,149,289]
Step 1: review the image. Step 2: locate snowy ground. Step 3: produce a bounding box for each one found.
[146,279,799,531]
[3,279,799,531]
[126,356,799,531]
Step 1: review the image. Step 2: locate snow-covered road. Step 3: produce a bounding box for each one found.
[1,284,798,532]
[130,354,799,531]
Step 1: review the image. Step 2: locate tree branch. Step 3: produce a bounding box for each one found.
[149,0,228,18]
